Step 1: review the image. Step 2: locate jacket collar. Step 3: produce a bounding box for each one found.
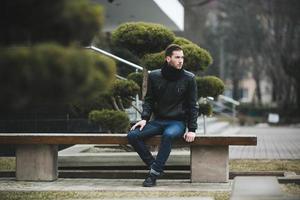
[161,62,184,81]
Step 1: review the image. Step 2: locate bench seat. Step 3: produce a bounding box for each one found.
[0,133,257,182]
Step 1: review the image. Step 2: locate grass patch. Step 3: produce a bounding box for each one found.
[0,191,230,200]
[1,157,300,174]
[230,159,300,173]
[1,157,300,173]
[0,157,15,171]
[281,183,300,196]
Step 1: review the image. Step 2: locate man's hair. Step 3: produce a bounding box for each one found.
[165,44,183,57]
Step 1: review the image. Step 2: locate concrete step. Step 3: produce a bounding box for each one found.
[58,141,239,168]
[230,176,299,200]
[0,178,232,192]
[58,151,190,167]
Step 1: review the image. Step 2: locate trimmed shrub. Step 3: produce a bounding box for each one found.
[0,0,103,46]
[112,22,175,57]
[196,76,225,98]
[91,51,116,87]
[173,37,193,46]
[111,79,140,99]
[70,78,140,116]
[141,43,213,73]
[141,51,165,70]
[111,79,140,108]
[127,72,143,90]
[69,92,115,117]
[0,43,115,111]
[89,109,130,133]
[199,103,213,116]
[182,44,213,72]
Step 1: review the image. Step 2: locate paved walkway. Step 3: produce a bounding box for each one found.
[0,178,228,200]
[0,178,231,192]
[230,176,299,200]
[230,126,300,159]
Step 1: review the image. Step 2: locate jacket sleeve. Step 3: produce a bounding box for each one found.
[187,76,199,132]
[141,74,154,121]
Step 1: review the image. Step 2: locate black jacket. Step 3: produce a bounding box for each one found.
[141,67,198,132]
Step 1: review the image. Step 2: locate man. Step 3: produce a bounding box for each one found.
[127,44,198,187]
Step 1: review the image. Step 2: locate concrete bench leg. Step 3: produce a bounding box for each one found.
[16,144,58,181]
[190,145,229,183]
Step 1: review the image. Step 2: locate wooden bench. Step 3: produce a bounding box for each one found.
[0,133,257,183]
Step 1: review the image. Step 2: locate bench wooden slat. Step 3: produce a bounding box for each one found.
[0,133,257,146]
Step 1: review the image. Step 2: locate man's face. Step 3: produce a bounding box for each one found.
[166,50,184,70]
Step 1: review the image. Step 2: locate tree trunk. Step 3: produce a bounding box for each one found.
[117,96,125,111]
[296,81,300,112]
[253,74,262,106]
[232,78,240,101]
[111,97,120,110]
[142,68,148,100]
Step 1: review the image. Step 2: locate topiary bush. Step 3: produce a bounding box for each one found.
[89,109,130,133]
[140,42,213,72]
[0,43,115,111]
[196,76,225,99]
[173,37,193,46]
[112,22,175,57]
[70,79,140,116]
[110,79,140,109]
[0,0,103,46]
[111,79,140,99]
[141,51,165,70]
[181,44,213,72]
[199,103,213,116]
[91,51,116,87]
[127,72,143,91]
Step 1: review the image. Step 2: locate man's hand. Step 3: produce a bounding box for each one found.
[183,131,196,142]
[130,120,147,131]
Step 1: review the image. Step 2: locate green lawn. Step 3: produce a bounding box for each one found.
[1,157,300,173]
[230,159,300,173]
[0,157,15,171]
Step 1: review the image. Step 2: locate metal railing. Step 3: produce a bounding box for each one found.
[208,94,240,124]
[87,46,144,71]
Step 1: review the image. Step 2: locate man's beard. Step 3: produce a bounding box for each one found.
[167,62,182,69]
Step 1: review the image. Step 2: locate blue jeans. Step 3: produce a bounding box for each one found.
[127,120,186,173]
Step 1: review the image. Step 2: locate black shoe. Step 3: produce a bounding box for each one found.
[143,173,158,187]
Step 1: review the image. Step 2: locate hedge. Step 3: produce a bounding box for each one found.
[112,22,175,57]
[0,43,115,111]
[89,109,130,133]
[181,44,213,72]
[199,103,213,116]
[196,76,225,98]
